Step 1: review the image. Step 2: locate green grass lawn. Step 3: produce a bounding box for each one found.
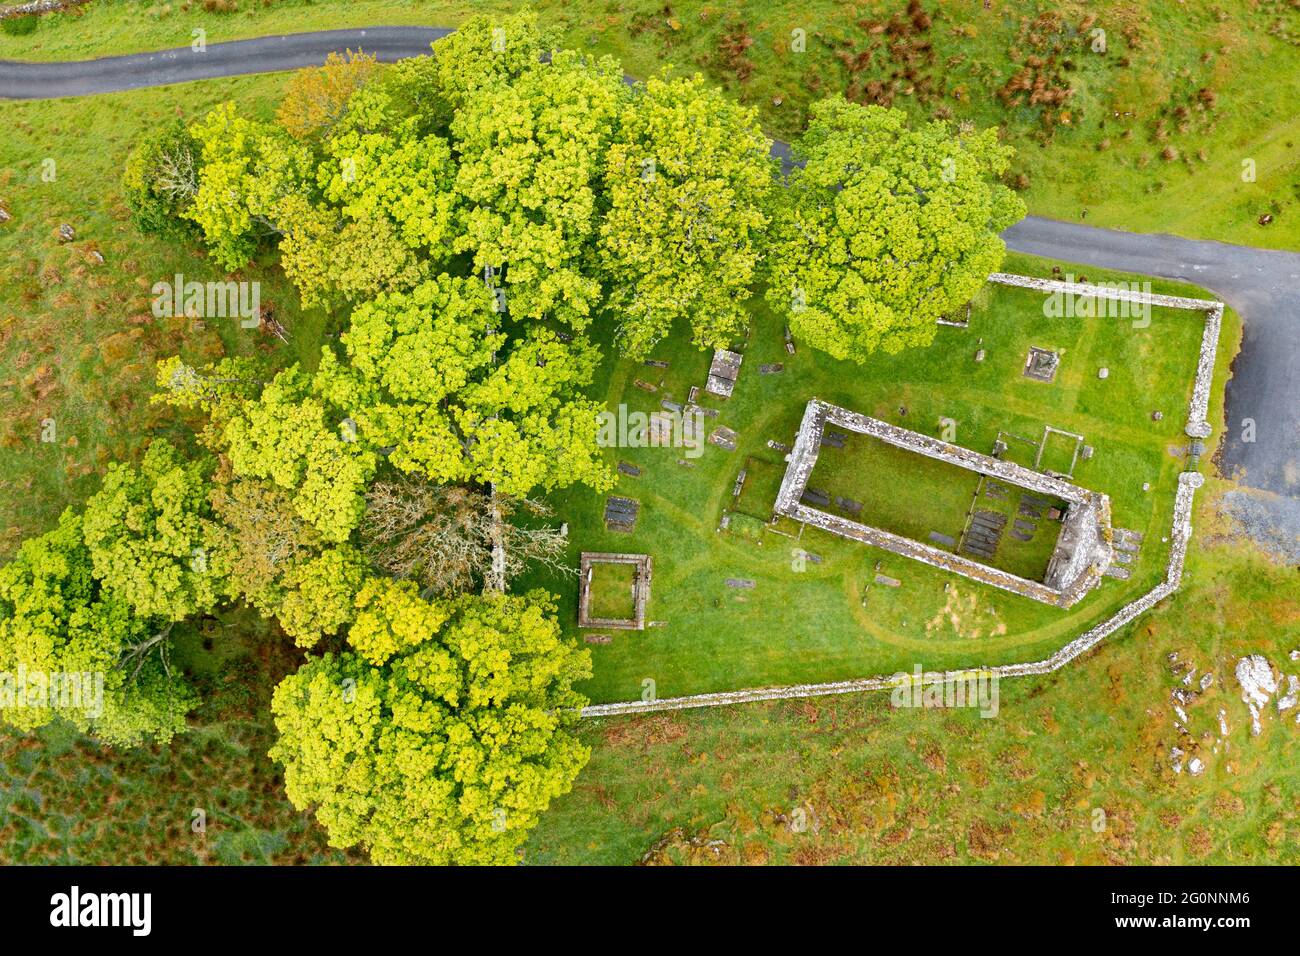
[810,433,984,546]
[587,562,638,622]
[3,0,1297,251]
[515,256,1236,706]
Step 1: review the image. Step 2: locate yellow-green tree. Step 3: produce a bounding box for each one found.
[766,98,1026,361]
[452,49,628,327]
[0,511,196,747]
[601,74,775,356]
[326,275,613,496]
[81,440,225,622]
[269,589,591,865]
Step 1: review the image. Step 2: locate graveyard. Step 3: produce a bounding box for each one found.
[528,254,1225,706]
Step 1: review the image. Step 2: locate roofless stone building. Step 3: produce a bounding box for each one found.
[775,399,1114,607]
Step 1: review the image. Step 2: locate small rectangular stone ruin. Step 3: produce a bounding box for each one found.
[578,552,653,630]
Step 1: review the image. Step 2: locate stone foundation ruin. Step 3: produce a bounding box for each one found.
[578,552,653,630]
[774,399,1114,607]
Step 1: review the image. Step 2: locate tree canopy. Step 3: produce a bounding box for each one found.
[601,74,775,356]
[323,275,612,496]
[452,49,627,328]
[81,440,225,622]
[766,97,1025,361]
[0,511,195,747]
[269,589,590,865]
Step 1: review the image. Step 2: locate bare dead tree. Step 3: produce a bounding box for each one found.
[153,140,199,203]
[361,478,573,597]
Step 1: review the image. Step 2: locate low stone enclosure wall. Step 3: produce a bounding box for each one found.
[578,552,652,631]
[772,400,1114,607]
[581,273,1224,719]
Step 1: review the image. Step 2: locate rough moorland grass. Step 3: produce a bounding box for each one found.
[0,607,361,865]
[526,258,1232,705]
[3,0,1297,250]
[0,73,329,557]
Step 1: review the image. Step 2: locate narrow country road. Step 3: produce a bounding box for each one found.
[2,27,1297,516]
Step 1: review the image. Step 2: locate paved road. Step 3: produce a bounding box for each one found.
[2,28,1297,505]
[0,27,452,98]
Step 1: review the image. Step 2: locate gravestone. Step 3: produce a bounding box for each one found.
[705,349,743,398]
[1023,346,1060,383]
[834,496,863,516]
[604,496,640,532]
[618,461,642,477]
[801,487,831,507]
[708,425,738,451]
[732,469,747,497]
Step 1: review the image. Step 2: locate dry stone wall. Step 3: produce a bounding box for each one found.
[580,275,1223,719]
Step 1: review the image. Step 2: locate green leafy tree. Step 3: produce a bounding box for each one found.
[276,546,370,647]
[766,98,1026,360]
[601,74,775,355]
[81,440,225,622]
[219,365,378,543]
[185,102,315,270]
[278,116,459,310]
[330,275,612,496]
[348,578,450,666]
[206,480,368,646]
[427,8,556,112]
[269,589,591,865]
[452,49,627,327]
[0,511,196,747]
[121,119,204,240]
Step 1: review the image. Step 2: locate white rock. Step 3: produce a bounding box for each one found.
[1189,758,1204,776]
[1277,675,1298,713]
[1236,655,1276,709]
[1236,655,1276,736]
